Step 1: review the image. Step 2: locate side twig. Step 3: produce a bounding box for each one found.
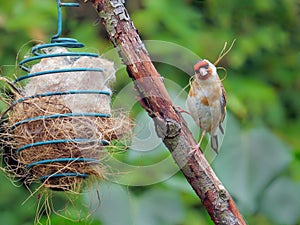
[89,0,246,224]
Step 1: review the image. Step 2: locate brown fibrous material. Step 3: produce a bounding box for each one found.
[1,49,132,191]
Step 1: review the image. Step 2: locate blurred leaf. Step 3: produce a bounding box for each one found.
[246,213,273,225]
[5,1,56,38]
[224,76,284,126]
[85,182,133,225]
[128,111,165,162]
[260,177,300,225]
[164,175,196,196]
[132,0,203,49]
[135,188,184,225]
[39,215,102,225]
[0,173,36,225]
[289,159,300,181]
[213,114,292,212]
[226,92,247,120]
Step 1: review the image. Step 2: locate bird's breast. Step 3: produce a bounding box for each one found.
[187,80,223,132]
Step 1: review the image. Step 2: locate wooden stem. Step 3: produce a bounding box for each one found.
[89,0,246,224]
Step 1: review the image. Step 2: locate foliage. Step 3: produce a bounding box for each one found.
[0,0,300,224]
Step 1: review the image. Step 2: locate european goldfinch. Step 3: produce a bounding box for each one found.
[186,59,226,153]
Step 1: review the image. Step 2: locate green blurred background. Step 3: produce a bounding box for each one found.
[0,0,299,224]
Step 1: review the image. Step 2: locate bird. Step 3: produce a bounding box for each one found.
[186,59,226,153]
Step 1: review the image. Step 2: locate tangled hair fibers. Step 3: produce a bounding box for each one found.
[0,47,132,192]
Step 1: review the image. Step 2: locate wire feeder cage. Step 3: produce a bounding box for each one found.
[1,1,131,191]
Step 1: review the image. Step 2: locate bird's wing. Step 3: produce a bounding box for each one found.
[211,135,219,153]
[186,94,200,126]
[219,84,226,134]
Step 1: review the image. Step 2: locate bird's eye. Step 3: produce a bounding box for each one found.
[193,60,210,74]
[203,63,209,69]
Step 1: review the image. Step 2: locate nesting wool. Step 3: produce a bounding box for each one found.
[24,47,115,114]
[2,47,131,191]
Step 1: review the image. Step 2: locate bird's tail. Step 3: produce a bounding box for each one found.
[210,135,219,153]
[219,124,224,134]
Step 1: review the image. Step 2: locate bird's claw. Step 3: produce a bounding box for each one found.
[189,143,200,155]
[174,106,190,115]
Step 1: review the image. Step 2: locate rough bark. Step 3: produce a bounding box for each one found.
[88,0,246,224]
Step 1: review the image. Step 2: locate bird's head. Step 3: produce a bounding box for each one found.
[193,59,217,81]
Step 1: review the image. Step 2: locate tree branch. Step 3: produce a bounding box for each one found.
[88,0,246,224]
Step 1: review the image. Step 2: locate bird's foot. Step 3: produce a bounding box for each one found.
[174,106,190,115]
[189,142,201,155]
[189,130,206,156]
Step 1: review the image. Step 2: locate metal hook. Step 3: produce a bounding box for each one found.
[51,0,80,41]
[9,0,111,185]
